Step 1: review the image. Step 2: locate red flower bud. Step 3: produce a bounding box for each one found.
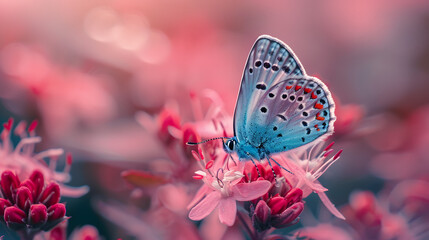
[16,186,33,212]
[267,196,287,215]
[29,204,47,226]
[29,170,45,199]
[252,200,272,232]
[285,188,303,207]
[271,202,304,228]
[1,171,20,201]
[0,198,12,216]
[20,179,35,197]
[47,203,66,221]
[40,182,60,207]
[4,206,26,225]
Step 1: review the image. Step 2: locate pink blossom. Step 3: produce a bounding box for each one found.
[0,118,88,198]
[279,141,345,220]
[188,154,271,226]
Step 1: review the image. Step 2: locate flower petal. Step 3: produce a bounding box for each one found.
[218,197,236,226]
[232,180,271,201]
[187,184,211,210]
[189,191,221,221]
[317,191,345,220]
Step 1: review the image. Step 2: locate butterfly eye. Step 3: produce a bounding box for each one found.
[227,140,235,151]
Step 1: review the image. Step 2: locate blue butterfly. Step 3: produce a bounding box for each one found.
[191,35,336,170]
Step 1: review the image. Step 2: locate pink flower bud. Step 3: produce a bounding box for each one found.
[47,203,66,221]
[0,198,12,216]
[252,200,272,232]
[1,171,20,201]
[40,182,60,207]
[4,206,26,225]
[267,196,287,215]
[271,202,304,228]
[285,188,303,207]
[29,204,47,226]
[16,186,33,212]
[29,170,45,199]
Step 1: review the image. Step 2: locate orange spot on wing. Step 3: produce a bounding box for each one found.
[311,92,317,99]
[314,124,320,131]
[304,88,312,93]
[295,85,302,91]
[286,86,292,90]
[314,103,323,109]
[316,112,325,121]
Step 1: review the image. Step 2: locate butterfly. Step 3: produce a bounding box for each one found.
[191,35,336,170]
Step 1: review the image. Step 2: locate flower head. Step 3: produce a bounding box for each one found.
[188,151,271,226]
[0,170,67,238]
[0,118,88,198]
[281,141,345,220]
[243,163,304,232]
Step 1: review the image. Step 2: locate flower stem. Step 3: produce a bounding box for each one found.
[18,231,36,240]
[237,212,258,240]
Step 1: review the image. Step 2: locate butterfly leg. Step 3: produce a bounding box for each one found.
[267,155,293,175]
[245,152,261,177]
[229,154,237,166]
[224,154,236,171]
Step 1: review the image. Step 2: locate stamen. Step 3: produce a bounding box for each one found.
[333,150,343,160]
[324,141,335,152]
[14,137,42,154]
[216,168,224,188]
[28,119,39,133]
[193,174,204,180]
[205,160,214,169]
[323,149,334,157]
[64,152,72,173]
[198,147,204,160]
[191,150,201,161]
[34,148,64,160]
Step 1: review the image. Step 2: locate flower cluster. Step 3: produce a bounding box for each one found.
[0,170,66,239]
[0,118,88,198]
[243,163,304,233]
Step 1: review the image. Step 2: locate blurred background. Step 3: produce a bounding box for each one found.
[0,0,428,239]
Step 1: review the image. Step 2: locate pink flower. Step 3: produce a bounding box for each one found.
[188,153,271,226]
[0,118,88,198]
[279,141,345,220]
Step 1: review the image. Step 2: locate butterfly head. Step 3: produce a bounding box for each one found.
[223,137,238,154]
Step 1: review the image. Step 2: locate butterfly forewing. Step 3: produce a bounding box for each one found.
[247,76,336,153]
[234,35,306,142]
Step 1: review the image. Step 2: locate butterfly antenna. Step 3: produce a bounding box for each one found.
[186,137,228,145]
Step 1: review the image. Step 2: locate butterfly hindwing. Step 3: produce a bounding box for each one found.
[246,76,336,153]
[234,35,306,142]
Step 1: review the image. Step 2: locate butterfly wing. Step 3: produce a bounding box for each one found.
[234,35,306,143]
[246,76,336,153]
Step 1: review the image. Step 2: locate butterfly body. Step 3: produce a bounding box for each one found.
[224,35,336,163]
